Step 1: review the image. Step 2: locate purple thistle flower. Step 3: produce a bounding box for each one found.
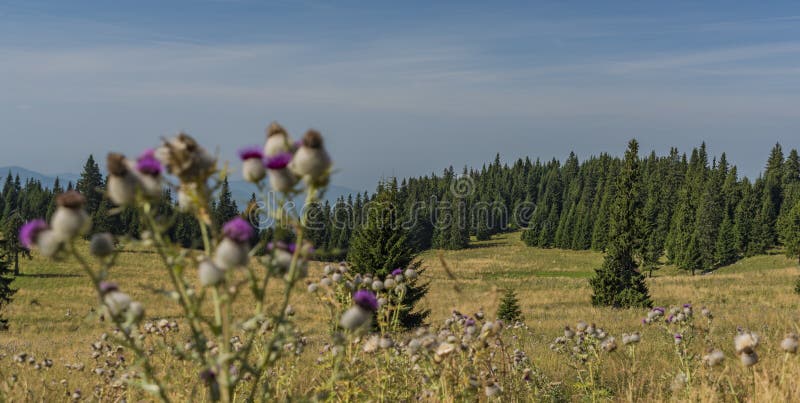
[391,268,404,276]
[238,146,264,161]
[353,290,378,312]
[465,318,476,327]
[674,333,683,340]
[667,315,675,323]
[653,307,665,313]
[222,217,255,243]
[19,219,48,249]
[683,303,692,308]
[136,149,162,176]
[265,152,292,170]
[642,318,648,324]
[98,281,119,295]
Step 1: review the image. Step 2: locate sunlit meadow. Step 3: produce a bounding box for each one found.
[3,228,800,401]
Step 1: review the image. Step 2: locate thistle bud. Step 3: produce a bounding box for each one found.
[781,333,798,354]
[19,219,61,257]
[128,301,145,323]
[264,122,292,157]
[484,381,501,398]
[238,147,266,183]
[601,337,617,352]
[89,233,115,258]
[134,149,164,198]
[340,306,371,330]
[265,152,297,193]
[37,230,62,257]
[703,348,725,367]
[734,331,759,354]
[289,130,331,185]
[213,217,254,269]
[739,347,759,367]
[106,153,138,206]
[104,291,132,317]
[199,260,224,287]
[51,191,91,240]
[213,238,249,270]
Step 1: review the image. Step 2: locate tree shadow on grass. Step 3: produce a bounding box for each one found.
[16,273,82,279]
[468,239,510,250]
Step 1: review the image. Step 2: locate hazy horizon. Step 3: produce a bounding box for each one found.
[1,1,799,189]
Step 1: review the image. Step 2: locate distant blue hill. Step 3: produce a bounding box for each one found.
[0,166,360,207]
[0,166,81,189]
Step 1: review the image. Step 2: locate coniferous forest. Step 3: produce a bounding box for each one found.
[2,141,799,275]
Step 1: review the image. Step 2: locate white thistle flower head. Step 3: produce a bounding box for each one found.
[104,291,132,317]
[601,337,617,352]
[670,372,687,393]
[564,326,575,339]
[702,348,725,367]
[734,331,760,354]
[739,347,759,367]
[781,333,799,354]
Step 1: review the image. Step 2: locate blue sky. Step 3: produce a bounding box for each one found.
[1,1,799,190]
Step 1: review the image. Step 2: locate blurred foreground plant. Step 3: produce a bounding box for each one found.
[20,123,332,402]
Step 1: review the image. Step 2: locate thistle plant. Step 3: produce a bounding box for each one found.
[641,303,717,396]
[550,321,616,401]
[309,264,415,335]
[19,123,332,402]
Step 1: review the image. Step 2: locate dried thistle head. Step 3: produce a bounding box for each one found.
[57,191,87,209]
[106,153,129,176]
[302,129,324,149]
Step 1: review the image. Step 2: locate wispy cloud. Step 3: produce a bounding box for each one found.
[607,42,800,74]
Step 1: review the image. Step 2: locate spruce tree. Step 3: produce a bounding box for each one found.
[2,213,26,275]
[589,139,652,308]
[496,288,522,322]
[0,236,16,330]
[783,200,800,265]
[76,155,104,213]
[213,178,239,230]
[715,214,738,267]
[347,182,429,328]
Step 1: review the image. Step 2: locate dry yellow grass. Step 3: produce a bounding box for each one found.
[2,231,800,401]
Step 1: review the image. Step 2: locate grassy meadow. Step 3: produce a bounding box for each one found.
[2,231,800,401]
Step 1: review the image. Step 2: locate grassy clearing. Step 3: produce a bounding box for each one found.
[2,231,800,401]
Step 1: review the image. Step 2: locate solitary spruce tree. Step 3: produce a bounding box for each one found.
[497,288,522,322]
[589,139,652,308]
[347,181,429,328]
